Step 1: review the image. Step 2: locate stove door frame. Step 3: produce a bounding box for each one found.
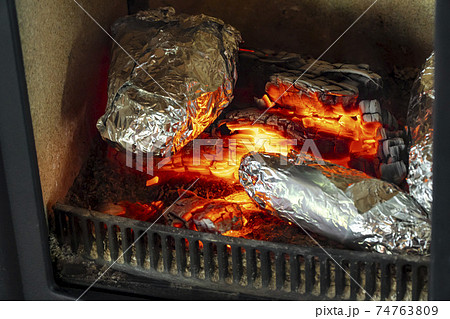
[0,0,143,300]
[430,0,450,301]
[0,0,54,300]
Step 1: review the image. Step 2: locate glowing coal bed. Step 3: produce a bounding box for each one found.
[64,48,414,252]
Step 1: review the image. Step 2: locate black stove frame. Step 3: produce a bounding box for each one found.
[0,0,449,300]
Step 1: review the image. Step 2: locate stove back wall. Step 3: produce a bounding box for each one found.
[136,0,434,74]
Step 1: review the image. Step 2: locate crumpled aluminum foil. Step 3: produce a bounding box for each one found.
[239,152,431,255]
[407,53,434,214]
[97,7,241,156]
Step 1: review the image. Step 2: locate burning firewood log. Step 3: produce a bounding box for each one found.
[217,108,351,161]
[241,48,382,104]
[220,107,407,183]
[359,99,398,131]
[250,50,408,184]
[215,108,308,142]
[166,189,245,234]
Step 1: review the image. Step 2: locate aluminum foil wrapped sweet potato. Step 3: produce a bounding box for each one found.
[97,7,241,156]
[407,53,434,214]
[239,152,431,255]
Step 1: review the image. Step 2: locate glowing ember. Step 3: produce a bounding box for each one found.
[131,122,297,182]
[146,176,159,187]
[262,94,275,108]
[99,200,164,222]
[265,83,382,159]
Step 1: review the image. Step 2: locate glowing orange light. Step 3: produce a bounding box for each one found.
[239,48,256,53]
[264,85,382,159]
[146,176,159,186]
[262,94,275,108]
[147,122,296,182]
[104,200,164,222]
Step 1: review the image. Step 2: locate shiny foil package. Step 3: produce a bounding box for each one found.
[239,152,431,255]
[97,7,241,156]
[407,53,434,214]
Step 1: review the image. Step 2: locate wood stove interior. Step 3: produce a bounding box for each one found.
[15,0,435,300]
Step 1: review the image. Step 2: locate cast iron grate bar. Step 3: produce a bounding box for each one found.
[203,242,213,281]
[189,240,200,278]
[232,245,243,284]
[135,230,145,267]
[275,252,285,290]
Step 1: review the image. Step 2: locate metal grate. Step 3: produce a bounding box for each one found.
[53,203,430,300]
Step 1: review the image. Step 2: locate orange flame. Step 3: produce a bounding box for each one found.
[149,123,295,182]
[146,176,159,186]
